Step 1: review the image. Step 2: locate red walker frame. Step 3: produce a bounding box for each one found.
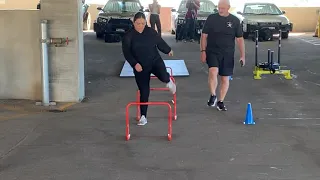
[125,102,173,141]
[136,67,177,121]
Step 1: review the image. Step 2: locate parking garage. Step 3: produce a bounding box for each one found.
[1,0,320,179]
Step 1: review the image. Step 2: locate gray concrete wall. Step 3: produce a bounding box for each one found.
[40,0,85,102]
[0,0,85,103]
[0,10,42,100]
[0,0,38,9]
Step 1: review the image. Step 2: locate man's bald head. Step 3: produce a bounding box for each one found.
[218,0,230,16]
[218,0,230,6]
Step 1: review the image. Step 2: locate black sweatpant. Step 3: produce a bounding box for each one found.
[150,14,161,36]
[134,59,170,117]
[183,18,196,40]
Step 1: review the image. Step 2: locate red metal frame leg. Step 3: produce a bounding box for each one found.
[167,104,172,141]
[125,102,173,141]
[136,90,140,121]
[169,76,177,120]
[167,67,173,77]
[173,93,177,120]
[126,105,131,141]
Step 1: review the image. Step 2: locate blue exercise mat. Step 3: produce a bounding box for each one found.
[119,60,190,77]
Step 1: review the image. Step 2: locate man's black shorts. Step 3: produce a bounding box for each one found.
[206,51,234,76]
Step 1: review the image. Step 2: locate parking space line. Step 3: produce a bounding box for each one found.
[0,113,33,121]
[57,102,76,112]
[0,104,44,121]
[293,36,320,45]
[0,104,28,113]
[259,117,320,120]
[0,101,77,117]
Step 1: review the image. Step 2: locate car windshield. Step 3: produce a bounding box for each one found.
[103,0,141,13]
[178,0,217,13]
[243,4,282,15]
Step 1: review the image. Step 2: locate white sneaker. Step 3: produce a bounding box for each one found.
[137,115,147,126]
[166,79,176,94]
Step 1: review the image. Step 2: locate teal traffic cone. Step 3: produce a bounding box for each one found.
[244,103,255,125]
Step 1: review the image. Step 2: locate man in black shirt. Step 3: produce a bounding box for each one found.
[200,0,245,111]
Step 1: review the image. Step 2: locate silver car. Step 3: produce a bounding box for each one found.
[235,2,293,40]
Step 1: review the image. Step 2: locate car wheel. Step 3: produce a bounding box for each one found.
[104,34,109,42]
[282,31,289,39]
[96,33,103,39]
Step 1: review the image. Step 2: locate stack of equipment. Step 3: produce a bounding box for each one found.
[253,30,292,80]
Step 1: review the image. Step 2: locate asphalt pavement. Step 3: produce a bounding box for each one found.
[0,31,320,180]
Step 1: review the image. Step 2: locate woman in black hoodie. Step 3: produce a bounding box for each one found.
[122,12,176,126]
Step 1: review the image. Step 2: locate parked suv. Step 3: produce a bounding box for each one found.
[93,0,146,42]
[236,2,293,40]
[171,0,218,35]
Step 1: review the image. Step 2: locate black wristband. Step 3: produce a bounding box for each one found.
[201,50,206,52]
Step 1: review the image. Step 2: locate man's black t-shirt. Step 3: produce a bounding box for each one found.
[202,13,243,53]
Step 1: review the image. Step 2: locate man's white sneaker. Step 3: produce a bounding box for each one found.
[137,115,147,126]
[166,79,176,94]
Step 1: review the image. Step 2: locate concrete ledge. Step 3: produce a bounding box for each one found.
[0,100,78,114]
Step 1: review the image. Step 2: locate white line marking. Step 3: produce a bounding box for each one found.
[293,37,320,45]
[224,101,306,104]
[307,70,317,75]
[266,101,305,104]
[304,81,320,87]
[297,113,307,116]
[270,167,282,170]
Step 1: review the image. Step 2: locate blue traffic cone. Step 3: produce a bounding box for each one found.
[244,103,255,125]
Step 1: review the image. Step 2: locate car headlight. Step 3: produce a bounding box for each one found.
[282,20,290,25]
[97,17,108,23]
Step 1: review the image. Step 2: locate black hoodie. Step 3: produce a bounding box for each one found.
[122,27,171,71]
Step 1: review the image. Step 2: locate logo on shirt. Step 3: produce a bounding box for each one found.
[227,22,232,28]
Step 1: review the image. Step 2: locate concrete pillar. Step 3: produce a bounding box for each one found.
[39,0,85,102]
